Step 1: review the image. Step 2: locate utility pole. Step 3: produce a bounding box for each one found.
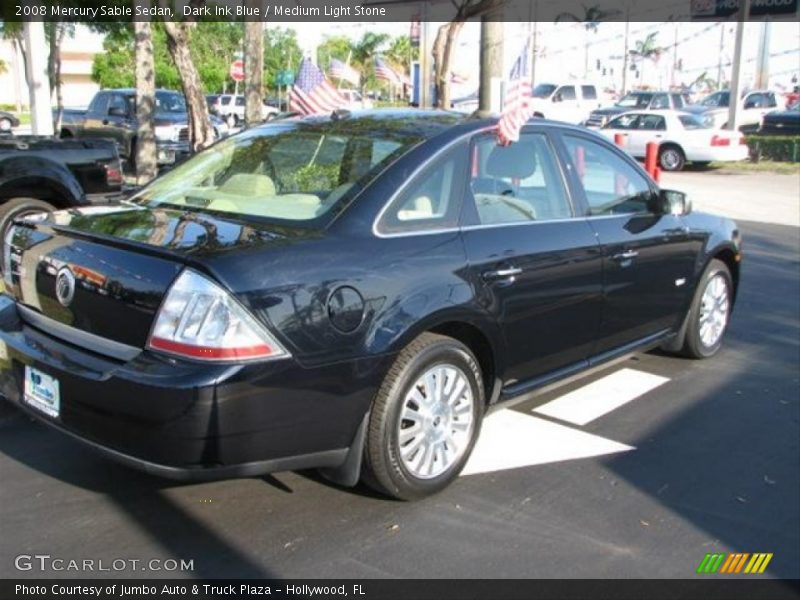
[716,23,725,90]
[479,8,503,113]
[529,2,538,87]
[755,20,771,90]
[621,17,630,94]
[23,21,53,136]
[419,3,432,108]
[727,0,750,132]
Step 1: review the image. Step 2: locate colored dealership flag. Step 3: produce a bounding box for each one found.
[374,56,405,85]
[497,40,533,145]
[329,58,361,86]
[289,58,348,115]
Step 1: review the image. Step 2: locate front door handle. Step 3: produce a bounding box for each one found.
[612,249,639,261]
[482,266,523,281]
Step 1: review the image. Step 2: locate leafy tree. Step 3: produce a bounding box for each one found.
[556,4,622,78]
[351,32,390,93]
[264,28,302,92]
[316,35,352,74]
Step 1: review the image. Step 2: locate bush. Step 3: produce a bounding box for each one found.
[745,135,800,163]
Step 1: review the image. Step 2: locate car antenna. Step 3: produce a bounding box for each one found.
[331,109,351,121]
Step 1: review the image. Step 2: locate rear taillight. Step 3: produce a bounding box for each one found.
[710,135,731,147]
[148,269,289,362]
[105,162,123,186]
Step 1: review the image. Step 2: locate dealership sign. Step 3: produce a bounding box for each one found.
[691,0,798,17]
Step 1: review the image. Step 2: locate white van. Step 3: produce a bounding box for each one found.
[528,82,605,125]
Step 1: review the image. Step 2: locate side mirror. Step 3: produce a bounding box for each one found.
[659,189,691,216]
[108,106,128,118]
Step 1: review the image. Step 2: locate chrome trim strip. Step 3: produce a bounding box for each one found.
[17,304,141,362]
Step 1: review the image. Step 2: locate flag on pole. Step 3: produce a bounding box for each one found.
[329,58,361,87]
[374,56,404,85]
[497,40,533,145]
[289,58,348,115]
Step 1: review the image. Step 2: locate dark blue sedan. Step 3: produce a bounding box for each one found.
[0,110,741,499]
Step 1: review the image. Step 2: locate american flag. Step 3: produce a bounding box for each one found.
[374,57,405,85]
[329,58,360,87]
[497,40,533,145]
[289,58,348,116]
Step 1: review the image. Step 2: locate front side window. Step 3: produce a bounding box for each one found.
[563,135,654,216]
[606,114,640,130]
[136,122,422,227]
[557,86,576,101]
[468,132,572,225]
[108,94,128,116]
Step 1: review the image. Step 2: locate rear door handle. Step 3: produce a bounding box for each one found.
[482,266,523,281]
[612,249,639,261]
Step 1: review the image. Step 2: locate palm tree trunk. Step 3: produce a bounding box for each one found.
[133,7,157,184]
[161,21,214,152]
[244,17,263,126]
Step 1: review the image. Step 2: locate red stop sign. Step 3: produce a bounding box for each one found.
[229,59,244,82]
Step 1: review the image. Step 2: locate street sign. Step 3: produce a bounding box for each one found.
[276,70,295,86]
[230,59,244,82]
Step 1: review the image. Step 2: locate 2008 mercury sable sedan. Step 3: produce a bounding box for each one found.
[0,111,741,500]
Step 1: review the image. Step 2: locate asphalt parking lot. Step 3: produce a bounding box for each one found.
[0,170,798,580]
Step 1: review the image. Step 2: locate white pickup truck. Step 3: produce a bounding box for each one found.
[528,82,606,125]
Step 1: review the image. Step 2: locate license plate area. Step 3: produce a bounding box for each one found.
[23,366,60,418]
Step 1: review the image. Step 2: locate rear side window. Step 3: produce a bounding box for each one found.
[650,94,669,109]
[563,135,654,216]
[637,115,666,131]
[582,86,597,100]
[671,93,684,108]
[377,144,467,235]
[468,132,572,224]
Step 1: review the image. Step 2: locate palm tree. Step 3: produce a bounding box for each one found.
[629,32,664,89]
[556,4,622,78]
[350,32,390,94]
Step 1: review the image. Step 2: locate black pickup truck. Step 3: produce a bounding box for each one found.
[60,88,228,166]
[0,136,123,256]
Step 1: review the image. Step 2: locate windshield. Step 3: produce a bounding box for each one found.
[134,122,422,227]
[617,93,652,108]
[679,114,711,129]
[155,92,187,114]
[700,91,729,107]
[533,84,557,98]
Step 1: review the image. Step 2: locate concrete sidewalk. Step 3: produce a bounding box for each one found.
[661,170,799,228]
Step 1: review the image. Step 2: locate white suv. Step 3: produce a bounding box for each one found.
[212,95,279,127]
[528,82,605,124]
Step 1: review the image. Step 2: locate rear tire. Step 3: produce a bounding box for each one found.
[361,333,484,500]
[659,145,685,171]
[0,198,55,273]
[680,259,733,358]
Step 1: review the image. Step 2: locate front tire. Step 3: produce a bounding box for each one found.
[659,145,685,171]
[361,333,484,500]
[680,259,733,358]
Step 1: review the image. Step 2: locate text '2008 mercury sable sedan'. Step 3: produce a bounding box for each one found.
[0,111,741,500]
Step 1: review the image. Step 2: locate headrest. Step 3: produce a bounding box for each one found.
[218,173,276,196]
[486,142,537,179]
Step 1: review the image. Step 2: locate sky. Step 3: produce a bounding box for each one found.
[281,20,799,95]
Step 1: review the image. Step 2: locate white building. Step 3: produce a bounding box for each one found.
[0,25,105,111]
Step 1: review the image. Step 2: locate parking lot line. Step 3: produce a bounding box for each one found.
[461,409,634,476]
[532,368,669,426]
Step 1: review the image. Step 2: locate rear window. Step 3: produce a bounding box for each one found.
[134,122,422,227]
[581,86,597,100]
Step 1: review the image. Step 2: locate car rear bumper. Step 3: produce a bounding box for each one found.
[0,296,384,480]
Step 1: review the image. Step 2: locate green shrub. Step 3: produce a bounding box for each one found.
[745,135,800,163]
